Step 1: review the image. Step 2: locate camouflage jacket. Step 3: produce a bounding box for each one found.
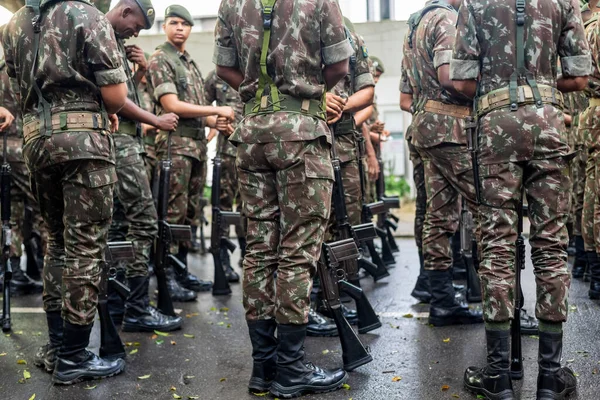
[403,2,470,148]
[203,69,242,157]
[146,41,207,161]
[0,52,21,138]
[451,0,591,164]
[2,0,126,165]
[213,0,353,144]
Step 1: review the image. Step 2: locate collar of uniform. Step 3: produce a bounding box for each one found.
[164,41,190,61]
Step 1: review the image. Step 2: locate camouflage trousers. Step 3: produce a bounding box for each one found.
[582,149,598,252]
[108,135,158,279]
[25,134,116,326]
[478,157,571,322]
[220,154,245,238]
[570,146,586,236]
[237,137,333,325]
[417,143,477,272]
[144,143,157,188]
[408,141,426,249]
[0,138,44,259]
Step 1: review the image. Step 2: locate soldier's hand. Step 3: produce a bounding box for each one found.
[156,113,179,131]
[207,128,218,142]
[108,114,119,133]
[125,45,148,71]
[326,92,345,114]
[0,107,15,131]
[218,106,235,121]
[367,153,380,181]
[216,116,233,135]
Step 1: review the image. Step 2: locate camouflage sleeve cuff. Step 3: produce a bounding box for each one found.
[434,50,453,69]
[450,59,479,80]
[213,44,237,67]
[322,39,354,65]
[154,82,178,101]
[94,66,127,86]
[355,72,375,92]
[561,55,592,77]
[400,79,412,94]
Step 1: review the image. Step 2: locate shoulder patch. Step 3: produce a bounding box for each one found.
[361,45,369,58]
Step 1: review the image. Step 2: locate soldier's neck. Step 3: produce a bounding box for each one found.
[168,39,186,54]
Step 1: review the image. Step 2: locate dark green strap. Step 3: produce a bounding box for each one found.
[157,42,188,101]
[118,40,142,138]
[344,26,356,96]
[407,1,455,49]
[255,0,280,112]
[510,0,542,111]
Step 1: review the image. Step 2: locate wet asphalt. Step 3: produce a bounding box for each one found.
[1,238,599,400]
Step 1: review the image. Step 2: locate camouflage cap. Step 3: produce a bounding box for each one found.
[370,56,385,73]
[133,0,156,29]
[165,5,194,26]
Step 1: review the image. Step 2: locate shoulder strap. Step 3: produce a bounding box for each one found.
[509,0,542,110]
[157,42,188,101]
[256,0,280,111]
[344,27,357,96]
[407,1,455,49]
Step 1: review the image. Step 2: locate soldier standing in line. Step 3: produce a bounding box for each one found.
[402,0,483,327]
[214,0,353,397]
[3,0,130,384]
[451,0,590,398]
[103,0,183,331]
[138,53,159,189]
[203,69,244,282]
[146,5,234,295]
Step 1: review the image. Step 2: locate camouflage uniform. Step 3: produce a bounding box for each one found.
[365,98,379,204]
[203,69,245,238]
[327,28,375,237]
[139,80,158,185]
[451,0,591,323]
[146,43,208,249]
[0,52,44,261]
[402,3,476,274]
[107,38,158,279]
[214,0,352,325]
[2,0,126,325]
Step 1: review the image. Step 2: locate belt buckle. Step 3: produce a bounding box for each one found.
[92,114,99,129]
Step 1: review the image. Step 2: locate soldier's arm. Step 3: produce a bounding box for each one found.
[557,0,591,92]
[400,93,413,113]
[100,84,128,114]
[215,66,244,91]
[343,34,375,113]
[213,1,244,90]
[118,98,178,131]
[449,0,479,99]
[355,104,373,126]
[321,0,353,88]
[433,11,469,98]
[0,107,15,131]
[160,94,233,120]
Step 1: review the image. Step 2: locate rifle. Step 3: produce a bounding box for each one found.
[98,241,134,360]
[374,135,400,259]
[318,238,373,371]
[510,200,525,380]
[198,197,209,256]
[330,124,381,333]
[460,197,482,303]
[154,132,192,316]
[210,151,240,296]
[23,204,42,280]
[1,129,12,332]
[356,130,390,281]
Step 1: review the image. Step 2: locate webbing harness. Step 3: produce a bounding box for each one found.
[255,0,280,111]
[407,0,454,49]
[156,42,195,101]
[509,0,542,111]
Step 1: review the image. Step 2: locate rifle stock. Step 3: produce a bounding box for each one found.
[510,202,525,380]
[460,200,481,303]
[1,130,12,332]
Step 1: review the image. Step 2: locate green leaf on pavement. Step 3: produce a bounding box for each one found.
[17,359,27,365]
[137,374,151,380]
[156,339,164,345]
[23,370,31,380]
[84,385,97,390]
[154,330,170,337]
[130,349,138,355]
[184,334,195,339]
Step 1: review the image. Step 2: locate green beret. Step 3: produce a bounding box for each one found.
[165,5,194,26]
[370,56,385,73]
[132,0,156,29]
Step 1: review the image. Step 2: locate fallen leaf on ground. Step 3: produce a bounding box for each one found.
[156,339,164,345]
[130,349,138,355]
[125,342,133,347]
[574,372,580,377]
[452,395,460,398]
[342,383,351,390]
[210,307,217,311]
[151,334,158,340]
[566,359,575,363]
[392,376,402,382]
[138,374,151,380]
[217,322,225,326]
[322,350,330,355]
[14,330,23,334]
[442,385,450,391]
[154,330,170,337]
[24,370,31,380]
[18,378,26,384]
[443,338,451,343]
[184,334,195,339]
[17,359,27,365]
[220,378,227,382]
[170,386,176,391]
[220,307,229,312]
[251,393,269,397]
[28,395,35,400]
[529,335,539,340]
[186,313,199,318]
[403,313,413,318]
[188,397,199,399]
[171,341,177,345]
[133,342,141,346]
[226,323,232,328]
[173,394,182,399]
[84,385,97,390]
[0,353,6,356]
[593,369,598,375]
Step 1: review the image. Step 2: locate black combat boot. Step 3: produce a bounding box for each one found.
[220,247,240,283]
[588,252,600,299]
[536,330,577,400]
[122,276,183,332]
[175,246,213,292]
[270,324,348,398]
[247,319,278,393]
[306,309,338,337]
[452,231,467,280]
[571,236,586,279]
[53,321,125,385]
[464,329,516,400]
[34,311,63,373]
[10,257,43,295]
[107,267,126,325]
[427,270,483,327]
[411,249,432,303]
[166,268,197,302]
